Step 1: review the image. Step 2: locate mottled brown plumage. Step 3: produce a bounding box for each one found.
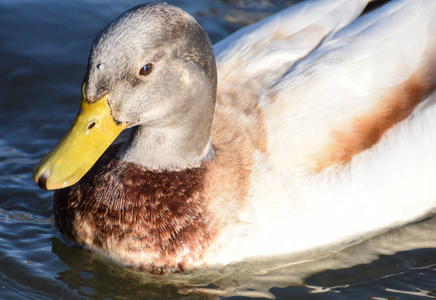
[54,145,218,273]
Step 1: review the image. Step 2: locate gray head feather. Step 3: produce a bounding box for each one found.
[82,3,218,169]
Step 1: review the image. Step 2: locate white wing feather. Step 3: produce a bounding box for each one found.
[214,0,373,85]
[265,0,436,172]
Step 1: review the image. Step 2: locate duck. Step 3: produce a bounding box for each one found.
[34,0,436,274]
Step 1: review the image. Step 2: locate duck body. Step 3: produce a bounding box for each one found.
[35,0,436,273]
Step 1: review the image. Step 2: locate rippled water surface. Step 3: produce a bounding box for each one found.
[2,0,436,299]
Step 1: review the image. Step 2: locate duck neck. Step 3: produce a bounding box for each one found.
[119,106,215,170]
[119,125,214,170]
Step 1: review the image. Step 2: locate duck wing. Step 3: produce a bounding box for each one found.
[215,0,373,88]
[260,0,436,255]
[264,0,436,172]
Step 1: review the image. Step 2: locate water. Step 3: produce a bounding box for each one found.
[2,0,436,299]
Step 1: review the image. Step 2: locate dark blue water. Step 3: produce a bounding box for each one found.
[2,0,436,299]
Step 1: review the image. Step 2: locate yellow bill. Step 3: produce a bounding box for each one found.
[34,92,126,190]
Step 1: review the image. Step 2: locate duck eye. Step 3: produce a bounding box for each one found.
[139,63,153,76]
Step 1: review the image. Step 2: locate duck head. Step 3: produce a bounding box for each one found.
[34,3,217,190]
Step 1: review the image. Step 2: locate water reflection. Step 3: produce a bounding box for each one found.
[52,237,208,299]
[51,215,436,299]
